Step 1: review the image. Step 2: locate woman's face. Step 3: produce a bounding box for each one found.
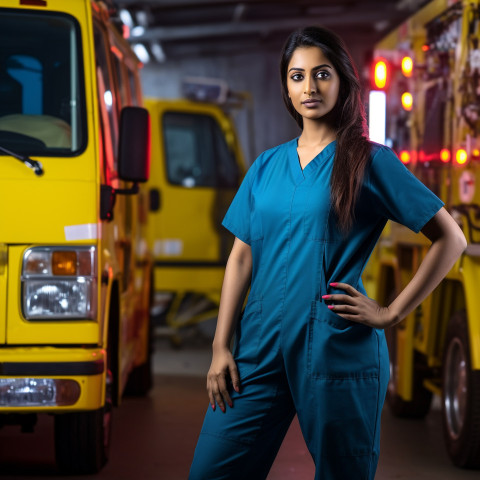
[286,46,340,123]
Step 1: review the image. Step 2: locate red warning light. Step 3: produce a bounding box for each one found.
[440,148,450,163]
[401,92,413,111]
[456,149,468,165]
[373,59,389,90]
[401,57,413,77]
[399,150,411,164]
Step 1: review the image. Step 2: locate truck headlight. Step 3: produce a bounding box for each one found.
[22,247,97,320]
[0,378,81,406]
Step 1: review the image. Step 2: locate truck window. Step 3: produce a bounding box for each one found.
[127,69,140,106]
[110,50,128,109]
[163,112,239,188]
[0,10,86,155]
[94,23,119,167]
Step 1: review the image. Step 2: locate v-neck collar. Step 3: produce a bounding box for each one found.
[289,137,337,184]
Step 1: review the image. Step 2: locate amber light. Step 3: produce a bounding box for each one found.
[399,150,411,164]
[473,148,480,160]
[456,149,468,165]
[373,59,388,90]
[401,56,413,77]
[440,148,450,163]
[401,92,413,111]
[422,45,430,52]
[52,251,77,276]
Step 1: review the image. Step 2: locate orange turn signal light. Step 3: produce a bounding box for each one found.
[52,251,77,276]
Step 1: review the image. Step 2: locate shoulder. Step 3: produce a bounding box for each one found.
[368,142,397,163]
[366,142,408,178]
[255,139,294,167]
[246,138,295,179]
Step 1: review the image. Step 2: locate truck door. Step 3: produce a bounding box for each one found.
[149,106,240,267]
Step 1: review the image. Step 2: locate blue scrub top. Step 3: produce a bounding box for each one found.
[222,138,444,314]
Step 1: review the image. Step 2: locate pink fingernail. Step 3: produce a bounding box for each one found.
[328,305,335,310]
[330,282,338,287]
[322,295,330,299]
[211,404,215,411]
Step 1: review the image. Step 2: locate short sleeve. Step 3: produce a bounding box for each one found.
[367,146,444,233]
[221,160,258,245]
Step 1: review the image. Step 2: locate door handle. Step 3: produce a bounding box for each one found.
[149,188,161,212]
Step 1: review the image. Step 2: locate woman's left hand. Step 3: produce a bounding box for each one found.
[323,282,398,329]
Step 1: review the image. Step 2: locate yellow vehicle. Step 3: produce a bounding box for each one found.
[145,90,246,345]
[366,0,480,468]
[0,0,151,473]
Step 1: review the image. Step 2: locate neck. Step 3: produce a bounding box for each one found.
[299,118,336,147]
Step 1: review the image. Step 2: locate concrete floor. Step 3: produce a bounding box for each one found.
[0,330,479,479]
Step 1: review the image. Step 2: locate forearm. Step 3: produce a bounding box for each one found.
[212,239,252,349]
[388,211,466,325]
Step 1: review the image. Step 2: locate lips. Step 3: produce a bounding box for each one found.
[302,98,321,105]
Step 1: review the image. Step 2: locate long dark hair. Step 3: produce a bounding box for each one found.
[280,26,371,232]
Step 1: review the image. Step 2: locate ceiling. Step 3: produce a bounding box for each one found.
[115,0,430,63]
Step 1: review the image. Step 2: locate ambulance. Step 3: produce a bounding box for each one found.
[366,0,480,468]
[0,0,151,473]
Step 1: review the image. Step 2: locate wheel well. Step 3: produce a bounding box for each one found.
[107,281,120,407]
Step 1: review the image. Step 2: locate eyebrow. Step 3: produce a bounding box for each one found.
[288,64,332,72]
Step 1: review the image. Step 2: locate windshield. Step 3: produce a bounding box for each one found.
[0,10,86,156]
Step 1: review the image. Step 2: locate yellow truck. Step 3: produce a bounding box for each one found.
[0,0,152,473]
[145,91,246,345]
[367,0,480,468]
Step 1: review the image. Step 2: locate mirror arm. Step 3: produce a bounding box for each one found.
[100,183,139,222]
[114,183,139,195]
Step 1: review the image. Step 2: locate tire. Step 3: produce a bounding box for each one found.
[54,368,113,474]
[386,323,432,418]
[442,310,480,469]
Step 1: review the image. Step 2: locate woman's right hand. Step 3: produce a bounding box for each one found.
[207,345,240,413]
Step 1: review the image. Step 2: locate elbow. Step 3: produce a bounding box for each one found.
[457,230,467,254]
[449,228,467,258]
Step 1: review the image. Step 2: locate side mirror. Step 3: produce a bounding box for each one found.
[118,106,150,183]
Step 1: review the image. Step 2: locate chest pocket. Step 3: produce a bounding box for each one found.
[304,184,337,242]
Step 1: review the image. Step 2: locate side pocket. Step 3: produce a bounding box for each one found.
[307,300,382,464]
[233,298,262,377]
[307,300,379,380]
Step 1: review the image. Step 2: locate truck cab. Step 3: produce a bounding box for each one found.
[145,90,246,344]
[0,0,152,473]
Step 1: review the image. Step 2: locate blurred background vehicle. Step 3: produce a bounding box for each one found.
[365,0,480,468]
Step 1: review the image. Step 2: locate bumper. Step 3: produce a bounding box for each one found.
[0,347,106,412]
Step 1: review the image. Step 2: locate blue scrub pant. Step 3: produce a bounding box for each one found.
[189,301,390,479]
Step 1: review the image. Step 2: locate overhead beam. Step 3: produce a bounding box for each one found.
[130,12,395,43]
[118,0,360,7]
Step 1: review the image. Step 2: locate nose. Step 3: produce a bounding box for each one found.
[304,76,316,95]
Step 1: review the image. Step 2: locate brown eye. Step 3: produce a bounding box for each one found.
[316,71,330,79]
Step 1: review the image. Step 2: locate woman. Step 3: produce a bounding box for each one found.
[189,26,466,479]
